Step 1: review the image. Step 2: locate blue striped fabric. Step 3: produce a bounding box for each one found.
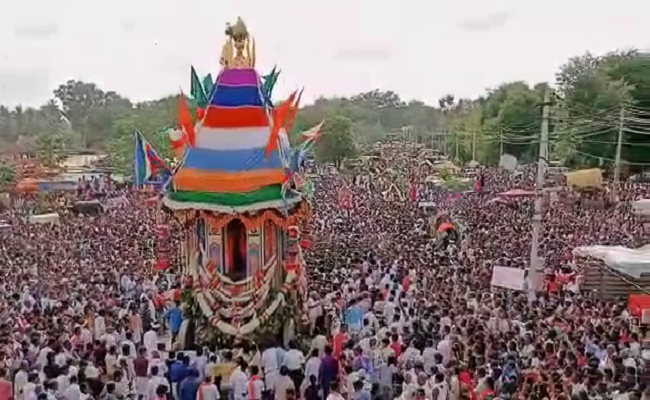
[182,147,283,172]
[210,85,264,108]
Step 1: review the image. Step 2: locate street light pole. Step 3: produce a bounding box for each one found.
[613,106,625,200]
[528,88,550,303]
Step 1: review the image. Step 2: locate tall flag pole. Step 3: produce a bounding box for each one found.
[134,129,143,186]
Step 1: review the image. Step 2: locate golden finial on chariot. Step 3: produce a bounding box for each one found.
[220,17,256,69]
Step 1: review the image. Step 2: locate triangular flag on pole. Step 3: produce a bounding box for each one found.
[179,93,196,147]
[134,130,170,186]
[202,74,214,99]
[262,66,281,100]
[266,90,297,157]
[190,66,208,109]
[284,88,304,134]
[300,120,325,143]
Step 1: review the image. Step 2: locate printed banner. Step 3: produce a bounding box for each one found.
[491,266,526,291]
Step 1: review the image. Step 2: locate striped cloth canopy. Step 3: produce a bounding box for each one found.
[168,68,294,210]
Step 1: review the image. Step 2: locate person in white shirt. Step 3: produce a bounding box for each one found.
[307,293,323,333]
[14,361,29,400]
[261,346,280,391]
[24,378,38,400]
[283,341,305,390]
[430,373,448,400]
[229,361,249,400]
[63,376,80,400]
[105,347,119,378]
[436,337,451,364]
[193,348,208,380]
[422,340,437,374]
[325,380,344,400]
[122,332,137,357]
[310,330,327,358]
[303,349,321,384]
[143,326,159,356]
[36,343,54,369]
[197,376,220,400]
[148,352,167,377]
[54,351,67,368]
[94,311,106,340]
[56,366,70,394]
[147,366,169,400]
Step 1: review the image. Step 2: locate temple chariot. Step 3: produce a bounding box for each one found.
[162,18,313,346]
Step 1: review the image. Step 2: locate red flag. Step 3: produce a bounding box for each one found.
[284,88,303,134]
[266,90,297,157]
[179,93,196,147]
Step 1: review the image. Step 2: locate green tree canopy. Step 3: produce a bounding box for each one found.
[0,50,648,173]
[315,116,357,168]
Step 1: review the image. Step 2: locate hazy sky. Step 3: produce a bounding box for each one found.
[1,0,648,108]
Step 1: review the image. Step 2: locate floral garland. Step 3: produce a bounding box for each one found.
[193,256,277,318]
[186,240,304,336]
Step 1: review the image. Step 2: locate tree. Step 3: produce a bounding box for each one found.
[53,80,132,148]
[315,116,357,168]
[480,82,544,163]
[438,95,455,111]
[1,50,649,171]
[555,51,647,167]
[351,90,404,109]
[0,163,15,190]
[35,133,66,168]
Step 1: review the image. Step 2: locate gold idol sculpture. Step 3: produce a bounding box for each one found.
[220,17,256,69]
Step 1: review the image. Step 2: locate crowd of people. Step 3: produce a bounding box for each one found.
[0,142,648,400]
[0,188,179,400]
[301,145,648,400]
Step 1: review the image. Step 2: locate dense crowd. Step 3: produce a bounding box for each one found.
[0,189,180,400]
[300,147,648,400]
[0,145,648,400]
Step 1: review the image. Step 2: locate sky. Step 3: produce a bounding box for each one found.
[1,0,649,108]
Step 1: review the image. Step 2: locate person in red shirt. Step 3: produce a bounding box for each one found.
[389,333,402,358]
[332,325,348,359]
[402,275,411,293]
[133,347,150,399]
[0,369,11,400]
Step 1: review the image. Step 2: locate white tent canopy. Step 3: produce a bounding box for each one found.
[574,245,650,278]
[27,213,60,225]
[633,199,650,216]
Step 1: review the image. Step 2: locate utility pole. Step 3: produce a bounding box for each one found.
[472,130,477,161]
[528,88,550,303]
[442,128,449,157]
[455,131,460,161]
[613,105,625,200]
[499,126,504,159]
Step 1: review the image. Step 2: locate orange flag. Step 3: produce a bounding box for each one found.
[265,90,297,157]
[179,93,196,147]
[284,88,303,135]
